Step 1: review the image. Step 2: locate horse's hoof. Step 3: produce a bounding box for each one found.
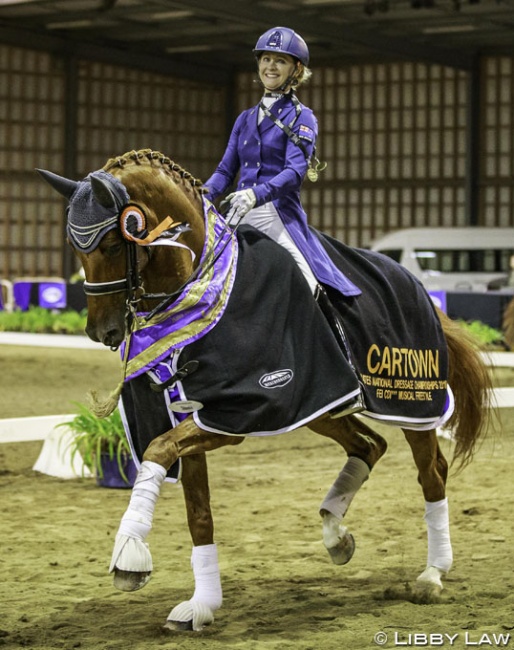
[109,534,153,592]
[411,580,443,604]
[163,619,194,632]
[411,566,444,604]
[326,530,355,565]
[113,568,152,592]
[166,600,215,632]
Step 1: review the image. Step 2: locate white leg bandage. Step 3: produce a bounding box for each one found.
[424,498,453,573]
[191,544,223,611]
[320,456,370,520]
[117,460,167,540]
[167,544,222,632]
[109,461,167,576]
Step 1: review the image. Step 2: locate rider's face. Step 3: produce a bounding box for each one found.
[258,52,297,92]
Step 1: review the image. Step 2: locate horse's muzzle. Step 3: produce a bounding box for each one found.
[86,321,125,349]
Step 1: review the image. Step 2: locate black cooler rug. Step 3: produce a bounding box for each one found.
[121,226,452,478]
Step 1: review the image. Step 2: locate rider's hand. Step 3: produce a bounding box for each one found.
[226,189,256,222]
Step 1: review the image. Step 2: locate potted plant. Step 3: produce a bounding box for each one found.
[59,402,136,488]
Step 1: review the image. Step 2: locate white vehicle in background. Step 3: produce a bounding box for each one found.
[370,227,514,292]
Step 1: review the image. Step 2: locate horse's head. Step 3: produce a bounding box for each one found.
[38,150,206,348]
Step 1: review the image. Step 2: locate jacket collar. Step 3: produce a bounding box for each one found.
[255,94,296,135]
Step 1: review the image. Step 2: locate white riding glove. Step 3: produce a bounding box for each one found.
[226,189,256,222]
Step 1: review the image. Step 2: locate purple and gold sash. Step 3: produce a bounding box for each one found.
[121,200,238,381]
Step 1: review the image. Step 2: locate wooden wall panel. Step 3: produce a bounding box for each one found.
[1,42,514,283]
[481,57,514,228]
[0,47,226,280]
[0,46,65,278]
[76,62,226,182]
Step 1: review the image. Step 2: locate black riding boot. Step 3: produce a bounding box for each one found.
[315,285,365,417]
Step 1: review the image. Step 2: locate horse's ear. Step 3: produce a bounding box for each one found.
[36,169,78,199]
[90,173,118,209]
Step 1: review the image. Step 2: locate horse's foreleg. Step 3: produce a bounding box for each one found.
[310,414,387,565]
[166,452,223,632]
[109,458,166,591]
[403,428,451,603]
[110,417,242,629]
[181,452,214,547]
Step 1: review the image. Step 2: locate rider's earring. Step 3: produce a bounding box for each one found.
[120,204,147,242]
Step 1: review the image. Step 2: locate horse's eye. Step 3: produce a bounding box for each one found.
[104,242,124,257]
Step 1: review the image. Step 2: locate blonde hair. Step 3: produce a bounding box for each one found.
[293,64,312,87]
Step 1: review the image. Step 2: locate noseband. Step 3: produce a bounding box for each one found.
[83,240,142,298]
[83,279,129,296]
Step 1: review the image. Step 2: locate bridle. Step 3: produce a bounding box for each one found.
[83,241,142,297]
[83,278,131,296]
[81,199,242,326]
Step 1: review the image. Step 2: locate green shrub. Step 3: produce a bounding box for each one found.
[58,403,132,481]
[0,307,87,335]
[457,320,505,349]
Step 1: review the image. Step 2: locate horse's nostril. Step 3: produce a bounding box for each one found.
[103,329,123,349]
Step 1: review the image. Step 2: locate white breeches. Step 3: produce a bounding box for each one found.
[238,202,318,294]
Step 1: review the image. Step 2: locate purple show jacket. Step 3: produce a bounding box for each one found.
[204,93,361,297]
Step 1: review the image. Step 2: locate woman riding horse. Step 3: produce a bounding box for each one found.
[38,149,492,631]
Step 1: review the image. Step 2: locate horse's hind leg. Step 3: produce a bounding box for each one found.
[310,414,387,565]
[402,428,451,603]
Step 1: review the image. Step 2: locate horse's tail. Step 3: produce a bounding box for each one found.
[438,308,494,469]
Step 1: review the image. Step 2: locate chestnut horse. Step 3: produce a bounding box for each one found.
[38,149,492,632]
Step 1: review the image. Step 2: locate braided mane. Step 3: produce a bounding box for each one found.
[102,148,208,197]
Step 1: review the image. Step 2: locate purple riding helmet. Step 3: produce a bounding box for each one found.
[253,26,310,66]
